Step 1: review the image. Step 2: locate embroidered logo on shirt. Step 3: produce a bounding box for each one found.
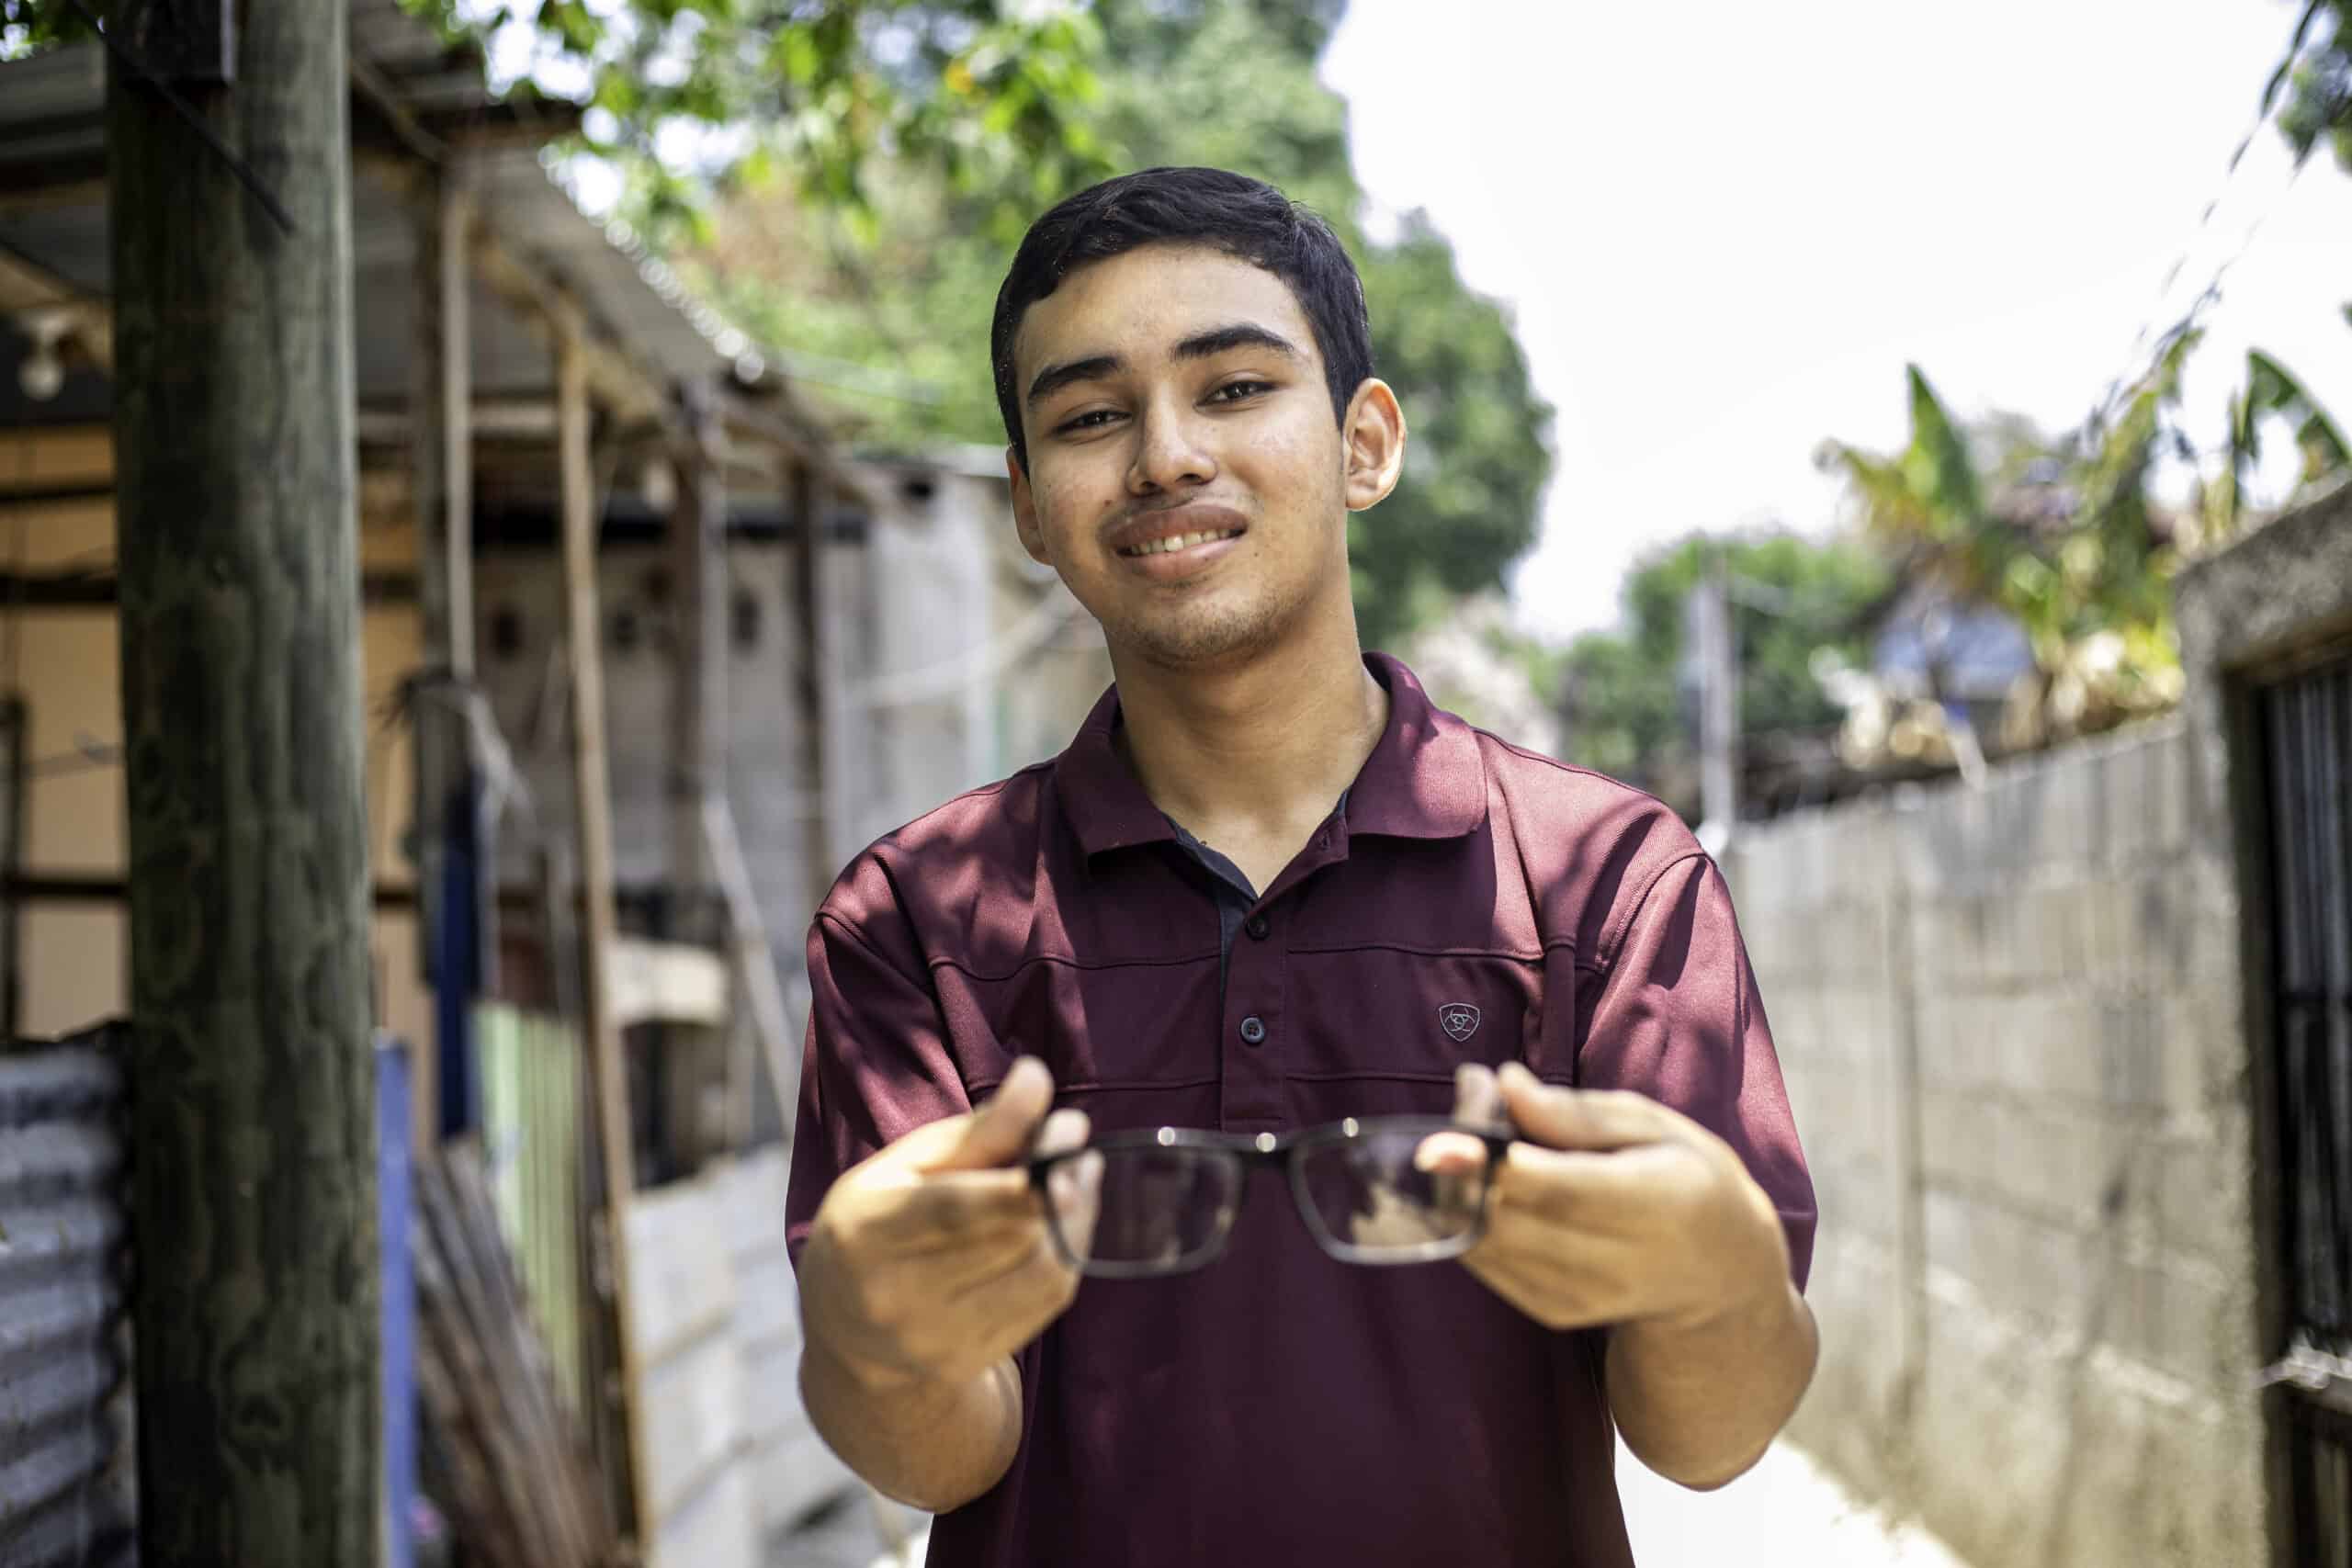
[1438,1003,1481,1042]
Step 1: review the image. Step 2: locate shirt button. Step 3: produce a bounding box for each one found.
[1245,915,1270,941]
[1238,1016,1267,1045]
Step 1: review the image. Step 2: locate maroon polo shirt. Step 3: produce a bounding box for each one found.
[786,653,1816,1568]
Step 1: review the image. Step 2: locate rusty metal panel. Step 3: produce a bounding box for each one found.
[0,1024,133,1567]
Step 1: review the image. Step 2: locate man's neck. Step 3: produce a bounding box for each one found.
[1109,617,1388,843]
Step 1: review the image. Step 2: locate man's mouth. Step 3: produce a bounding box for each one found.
[1118,527,1244,558]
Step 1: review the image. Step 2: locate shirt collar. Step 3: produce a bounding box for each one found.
[1052,650,1487,860]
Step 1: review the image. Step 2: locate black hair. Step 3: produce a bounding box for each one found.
[990,166,1374,472]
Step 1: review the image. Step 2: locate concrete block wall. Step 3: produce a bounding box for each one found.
[1729,720,2268,1568]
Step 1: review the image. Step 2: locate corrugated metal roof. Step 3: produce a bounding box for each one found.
[0,0,743,404]
[0,1027,133,1568]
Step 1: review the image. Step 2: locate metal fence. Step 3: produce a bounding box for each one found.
[0,1024,132,1568]
[2261,658,2352,1566]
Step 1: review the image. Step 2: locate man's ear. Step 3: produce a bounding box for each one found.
[1008,446,1052,565]
[1342,379,1407,512]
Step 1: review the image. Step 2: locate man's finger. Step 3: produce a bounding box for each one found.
[1452,1062,1499,1126]
[1490,1141,1673,1219]
[906,1219,1054,1295]
[940,1228,1080,1353]
[923,1056,1057,1173]
[1035,1106,1091,1159]
[1495,1062,1673,1152]
[874,1170,1038,1245]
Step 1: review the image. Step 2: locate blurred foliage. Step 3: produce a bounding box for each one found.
[0,0,85,58]
[2207,346,2350,536]
[2274,0,2352,171]
[0,0,1112,214]
[406,0,1117,237]
[1556,533,1887,794]
[1818,354,2199,740]
[681,0,1553,649]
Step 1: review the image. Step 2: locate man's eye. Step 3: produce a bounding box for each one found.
[1057,409,1123,434]
[1209,380,1273,404]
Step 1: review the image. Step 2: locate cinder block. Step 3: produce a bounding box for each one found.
[2152,1133,2249,1266]
[2158,985,2239,1129]
[2098,995,2165,1110]
[1921,993,1995,1090]
[2102,1258,2244,1388]
[2104,739,2157,869]
[1998,992,2105,1103]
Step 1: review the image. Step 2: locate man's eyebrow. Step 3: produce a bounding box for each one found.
[1174,323,1305,363]
[1025,354,1122,409]
[1024,324,1305,409]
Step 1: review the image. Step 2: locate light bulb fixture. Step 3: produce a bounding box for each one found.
[640,456,676,513]
[14,309,74,403]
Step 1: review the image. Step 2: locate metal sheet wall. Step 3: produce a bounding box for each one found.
[0,1025,131,1568]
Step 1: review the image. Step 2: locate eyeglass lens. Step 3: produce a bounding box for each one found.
[1040,1121,1497,1278]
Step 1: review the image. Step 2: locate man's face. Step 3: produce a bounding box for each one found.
[1007,243,1384,671]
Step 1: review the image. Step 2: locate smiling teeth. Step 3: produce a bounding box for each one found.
[1125,529,1241,557]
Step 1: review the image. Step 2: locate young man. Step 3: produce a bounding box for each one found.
[785,166,1818,1567]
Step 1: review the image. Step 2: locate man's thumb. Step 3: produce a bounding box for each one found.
[926,1055,1056,1172]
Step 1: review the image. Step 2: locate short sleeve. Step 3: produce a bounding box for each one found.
[1574,853,1817,1292]
[784,902,978,1270]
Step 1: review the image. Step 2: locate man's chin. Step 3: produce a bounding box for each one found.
[1109,604,1284,673]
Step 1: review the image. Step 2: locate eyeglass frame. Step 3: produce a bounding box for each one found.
[1024,1115,1520,1279]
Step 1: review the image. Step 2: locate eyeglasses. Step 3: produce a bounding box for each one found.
[1025,1116,1516,1280]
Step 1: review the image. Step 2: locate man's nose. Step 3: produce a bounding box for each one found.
[1127,402,1217,493]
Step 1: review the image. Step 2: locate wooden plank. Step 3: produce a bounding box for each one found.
[557,306,656,1548]
[733,1332,798,1444]
[702,797,797,1136]
[413,1158,557,1566]
[646,1450,758,1568]
[717,1145,790,1257]
[751,1423,858,1540]
[729,1250,795,1356]
[623,1176,736,1362]
[608,937,729,1029]
[636,1326,746,1529]
[410,1210,529,1568]
[447,1145,606,1568]
[411,1142,616,1568]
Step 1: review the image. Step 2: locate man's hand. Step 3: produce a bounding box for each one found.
[799,1057,1093,1395]
[1443,1061,1791,1334]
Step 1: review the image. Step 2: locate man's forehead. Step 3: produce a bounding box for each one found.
[1012,243,1317,371]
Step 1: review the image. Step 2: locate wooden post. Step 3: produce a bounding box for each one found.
[414,162,488,1134]
[555,308,651,1543]
[107,0,380,1557]
[790,460,854,898]
[668,382,727,908]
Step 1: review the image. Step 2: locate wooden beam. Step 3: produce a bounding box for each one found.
[668,382,727,906]
[470,226,669,431]
[703,795,797,1150]
[361,149,672,435]
[556,308,653,1548]
[413,161,492,1123]
[715,391,885,514]
[346,51,447,165]
[0,568,420,608]
[789,460,831,909]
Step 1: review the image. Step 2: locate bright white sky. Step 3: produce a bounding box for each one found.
[1320,0,2352,639]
